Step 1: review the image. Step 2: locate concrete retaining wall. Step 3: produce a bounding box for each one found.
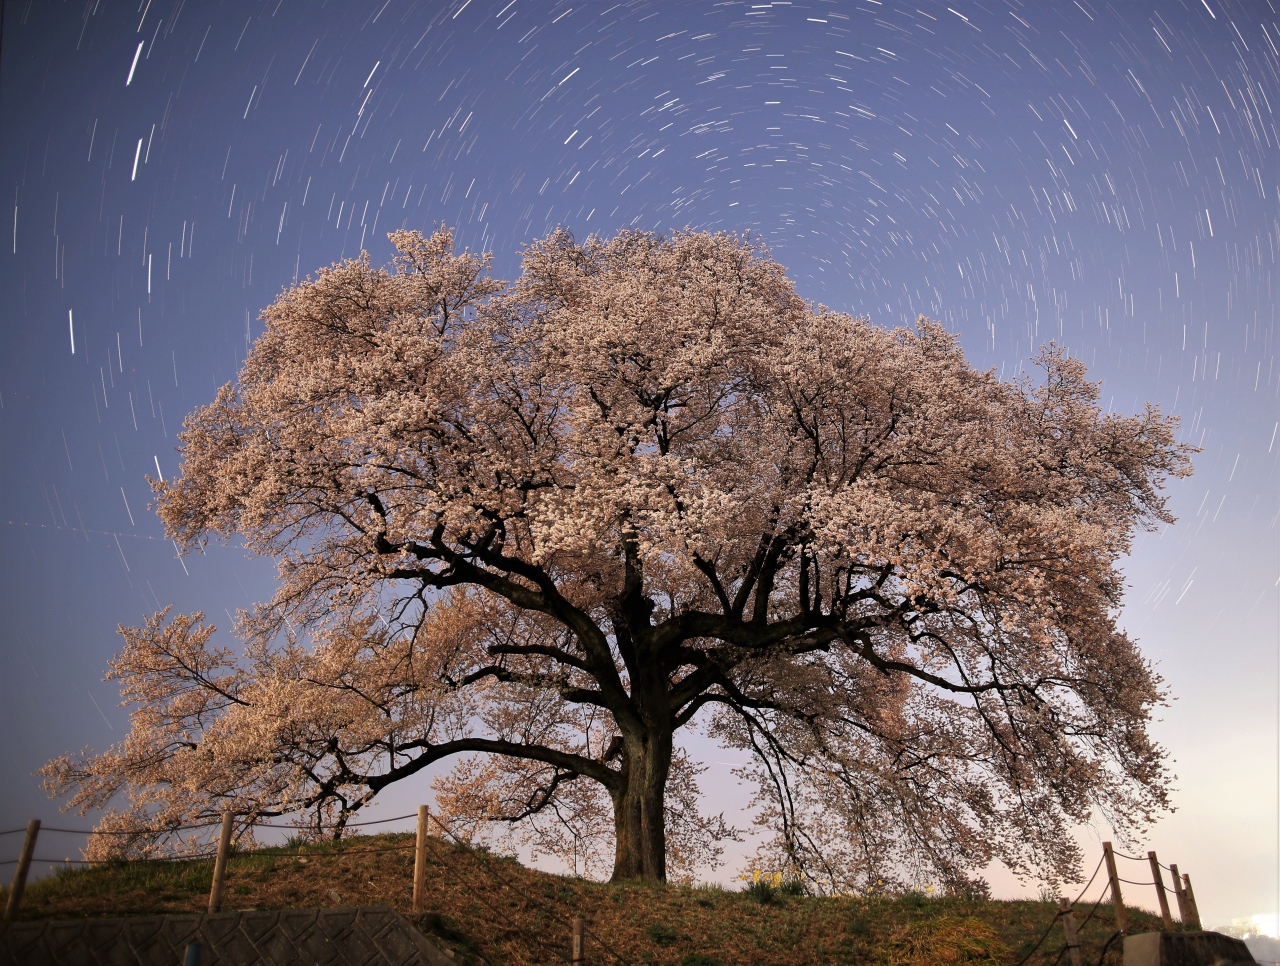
[0,905,454,966]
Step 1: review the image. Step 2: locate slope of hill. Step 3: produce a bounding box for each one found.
[1,832,1166,965]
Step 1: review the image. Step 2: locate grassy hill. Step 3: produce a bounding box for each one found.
[2,832,1166,965]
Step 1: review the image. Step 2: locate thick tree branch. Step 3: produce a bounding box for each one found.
[368,737,619,792]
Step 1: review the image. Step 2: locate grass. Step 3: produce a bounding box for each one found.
[1,833,1169,966]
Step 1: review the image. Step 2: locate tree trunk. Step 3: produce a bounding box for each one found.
[610,730,671,882]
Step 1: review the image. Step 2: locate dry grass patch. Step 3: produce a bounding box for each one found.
[885,916,1011,965]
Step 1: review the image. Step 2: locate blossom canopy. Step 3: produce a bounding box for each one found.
[45,226,1193,889]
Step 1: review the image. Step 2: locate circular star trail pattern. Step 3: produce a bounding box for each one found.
[0,0,1276,921]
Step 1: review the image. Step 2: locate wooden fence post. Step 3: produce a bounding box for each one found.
[1169,864,1191,926]
[1059,897,1083,966]
[1181,873,1202,930]
[1102,842,1127,934]
[207,811,234,914]
[413,805,430,915]
[571,917,585,965]
[2,820,40,922]
[1148,851,1174,930]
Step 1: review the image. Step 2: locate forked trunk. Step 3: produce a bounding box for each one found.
[610,731,671,882]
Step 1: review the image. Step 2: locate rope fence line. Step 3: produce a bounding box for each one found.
[1007,873,1122,966]
[582,923,634,966]
[1112,848,1175,874]
[26,810,421,838]
[1006,855,1112,966]
[255,812,420,830]
[1012,908,1064,966]
[1070,855,1107,907]
[224,843,419,859]
[1014,875,1118,966]
[1076,889,1112,932]
[2,840,415,870]
[38,824,219,836]
[1,852,221,867]
[1095,930,1125,966]
[1011,841,1200,966]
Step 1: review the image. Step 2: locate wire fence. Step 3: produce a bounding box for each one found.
[0,811,424,879]
[38,825,219,836]
[14,810,637,966]
[254,812,420,830]
[0,851,222,867]
[2,819,1197,966]
[0,841,423,870]
[8,810,422,839]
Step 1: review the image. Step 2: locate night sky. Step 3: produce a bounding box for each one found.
[1,0,1276,926]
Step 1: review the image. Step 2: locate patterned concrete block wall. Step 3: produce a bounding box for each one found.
[0,905,455,966]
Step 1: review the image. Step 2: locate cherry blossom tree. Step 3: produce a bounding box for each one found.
[45,226,1193,888]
